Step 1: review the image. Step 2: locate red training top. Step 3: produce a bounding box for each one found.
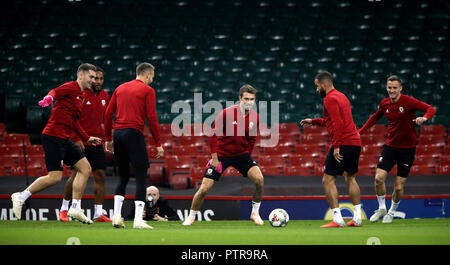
[358,94,436,148]
[312,89,361,148]
[42,81,89,142]
[71,88,110,145]
[104,79,161,146]
[209,105,259,157]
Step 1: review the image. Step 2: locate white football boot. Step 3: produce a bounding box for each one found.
[382,212,395,223]
[112,215,126,228]
[182,216,195,226]
[11,192,25,220]
[68,208,93,224]
[133,219,153,229]
[369,208,387,222]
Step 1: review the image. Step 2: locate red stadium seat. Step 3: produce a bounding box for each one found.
[294,144,324,156]
[26,145,45,156]
[0,157,17,169]
[177,136,207,147]
[358,165,375,176]
[415,155,437,167]
[160,123,180,136]
[196,155,210,167]
[361,145,382,156]
[260,166,283,175]
[303,125,328,136]
[23,155,46,169]
[258,155,287,168]
[263,146,293,156]
[436,165,450,175]
[148,163,165,183]
[420,125,446,136]
[172,145,201,156]
[181,123,205,136]
[222,167,240,176]
[360,134,385,147]
[164,155,193,180]
[299,134,328,145]
[365,124,387,136]
[3,134,31,146]
[289,155,319,168]
[445,145,450,155]
[278,123,301,136]
[0,167,14,176]
[276,134,297,147]
[285,166,316,176]
[409,165,434,175]
[440,155,450,166]
[169,174,190,189]
[359,154,377,167]
[416,145,443,157]
[190,167,204,187]
[418,135,446,147]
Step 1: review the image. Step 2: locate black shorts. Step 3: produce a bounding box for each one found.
[203,153,258,181]
[41,134,85,172]
[377,144,416,178]
[113,128,149,170]
[324,145,361,176]
[84,145,106,171]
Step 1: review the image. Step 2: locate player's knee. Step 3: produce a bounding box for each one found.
[375,175,385,186]
[322,175,334,186]
[48,172,63,184]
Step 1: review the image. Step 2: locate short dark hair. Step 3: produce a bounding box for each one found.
[77,63,96,73]
[387,75,402,84]
[95,66,105,75]
[136,62,155,76]
[315,71,333,83]
[239,84,256,97]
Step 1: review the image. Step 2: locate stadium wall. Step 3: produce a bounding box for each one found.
[0,195,449,221]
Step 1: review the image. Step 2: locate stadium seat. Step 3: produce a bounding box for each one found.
[169,173,190,190]
[436,165,450,175]
[409,165,434,175]
[294,144,324,156]
[177,136,207,147]
[445,145,450,155]
[302,125,328,136]
[289,155,319,168]
[260,166,283,176]
[299,134,327,145]
[360,134,385,147]
[278,123,301,136]
[3,134,31,146]
[416,145,443,157]
[420,125,446,136]
[285,166,316,176]
[361,145,382,156]
[364,124,387,136]
[190,167,204,187]
[359,154,377,167]
[258,155,287,168]
[172,145,202,156]
[440,155,450,166]
[148,162,165,184]
[358,165,375,176]
[26,145,44,156]
[418,135,446,147]
[263,146,293,156]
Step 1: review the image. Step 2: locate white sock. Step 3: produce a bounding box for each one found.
[188,209,199,219]
[332,208,344,223]
[389,200,400,214]
[251,201,261,214]
[18,189,32,201]
[61,199,70,211]
[377,195,386,210]
[71,199,81,210]
[353,204,362,220]
[94,204,103,219]
[114,195,124,217]
[134,200,145,221]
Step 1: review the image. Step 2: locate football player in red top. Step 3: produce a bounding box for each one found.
[11,63,102,224]
[359,75,436,224]
[59,66,112,223]
[183,84,265,226]
[301,71,363,228]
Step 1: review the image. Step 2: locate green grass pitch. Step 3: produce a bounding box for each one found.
[1,219,449,245]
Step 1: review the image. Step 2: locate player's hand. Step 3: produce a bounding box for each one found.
[413,117,427,126]
[333,148,343,163]
[210,158,220,169]
[75,140,85,152]
[87,137,102,145]
[155,146,164,158]
[38,95,53,107]
[300,119,312,127]
[105,141,114,153]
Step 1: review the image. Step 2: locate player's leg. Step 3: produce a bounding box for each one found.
[68,157,93,224]
[183,177,215,226]
[127,129,153,229]
[247,165,264,225]
[59,171,75,222]
[88,145,111,222]
[112,129,129,228]
[383,147,414,223]
[11,134,65,220]
[370,145,396,222]
[321,146,345,227]
[344,172,362,226]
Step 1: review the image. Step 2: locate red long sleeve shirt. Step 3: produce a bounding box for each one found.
[312,89,361,148]
[358,94,436,148]
[42,81,90,142]
[209,105,259,157]
[71,89,110,145]
[104,79,161,146]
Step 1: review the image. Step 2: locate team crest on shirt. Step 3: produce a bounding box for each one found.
[102,99,106,106]
[399,106,404,113]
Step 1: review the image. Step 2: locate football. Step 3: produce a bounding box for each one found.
[269,208,289,227]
